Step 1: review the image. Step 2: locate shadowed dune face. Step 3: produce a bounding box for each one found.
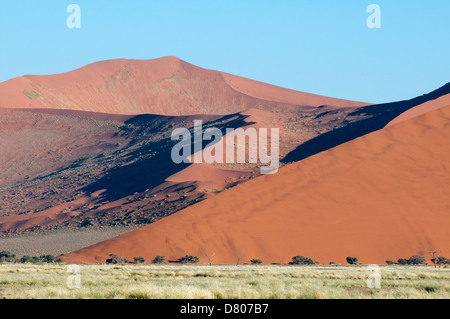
[0,99,367,236]
[0,56,368,116]
[62,105,450,265]
[0,110,234,233]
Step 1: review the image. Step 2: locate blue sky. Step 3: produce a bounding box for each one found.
[0,1,449,103]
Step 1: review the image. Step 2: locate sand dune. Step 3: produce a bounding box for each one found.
[386,93,450,127]
[62,104,450,265]
[0,57,367,116]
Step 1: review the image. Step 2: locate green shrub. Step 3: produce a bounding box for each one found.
[179,255,199,264]
[106,254,129,264]
[0,251,16,262]
[134,257,145,264]
[346,257,358,265]
[407,255,426,265]
[386,260,395,265]
[289,256,316,265]
[151,256,165,264]
[250,259,263,265]
[397,259,408,265]
[40,255,56,263]
[431,256,448,266]
[20,255,34,263]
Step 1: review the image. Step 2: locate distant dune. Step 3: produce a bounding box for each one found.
[0,56,367,116]
[62,104,450,265]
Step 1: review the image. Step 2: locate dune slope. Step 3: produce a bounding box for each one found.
[62,104,450,265]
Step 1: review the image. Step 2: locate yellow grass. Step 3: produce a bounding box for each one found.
[0,263,449,299]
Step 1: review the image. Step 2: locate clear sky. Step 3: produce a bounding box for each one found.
[0,0,449,103]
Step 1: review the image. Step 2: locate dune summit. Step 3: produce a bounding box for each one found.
[62,104,450,265]
[0,56,368,116]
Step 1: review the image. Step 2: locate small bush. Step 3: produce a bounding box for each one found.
[397,259,408,265]
[151,256,165,264]
[106,254,129,264]
[431,256,448,266]
[0,251,16,263]
[346,257,358,265]
[134,257,145,264]
[20,255,34,263]
[40,255,56,263]
[289,256,316,265]
[179,255,200,264]
[250,259,263,265]
[407,255,427,265]
[386,260,395,265]
[19,255,40,263]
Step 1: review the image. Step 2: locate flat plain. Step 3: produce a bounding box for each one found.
[0,263,448,299]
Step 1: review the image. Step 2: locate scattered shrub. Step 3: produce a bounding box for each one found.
[250,259,263,265]
[106,254,129,264]
[20,255,34,263]
[386,260,395,265]
[0,251,16,262]
[431,256,448,267]
[2,252,61,264]
[179,255,200,264]
[40,255,56,263]
[407,255,427,265]
[397,259,408,265]
[346,257,358,265]
[134,257,145,264]
[152,256,165,264]
[289,256,316,265]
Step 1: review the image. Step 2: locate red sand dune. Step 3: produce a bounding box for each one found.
[0,57,367,116]
[62,104,450,265]
[386,92,450,127]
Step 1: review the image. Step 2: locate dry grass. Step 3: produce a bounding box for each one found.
[0,263,449,299]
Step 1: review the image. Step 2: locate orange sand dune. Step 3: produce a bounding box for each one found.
[0,57,367,116]
[62,105,450,265]
[386,93,450,127]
